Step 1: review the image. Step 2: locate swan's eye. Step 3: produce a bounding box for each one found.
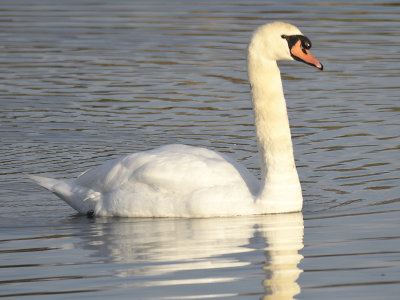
[302,41,311,49]
[301,37,312,50]
[282,34,312,53]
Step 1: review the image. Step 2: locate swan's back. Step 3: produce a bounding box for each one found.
[78,144,257,193]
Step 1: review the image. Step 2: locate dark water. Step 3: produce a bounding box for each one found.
[1,0,399,299]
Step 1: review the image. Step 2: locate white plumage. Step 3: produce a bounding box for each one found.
[30,22,323,217]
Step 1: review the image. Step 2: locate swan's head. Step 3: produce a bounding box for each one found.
[249,22,323,70]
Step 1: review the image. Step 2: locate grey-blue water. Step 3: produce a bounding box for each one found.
[1,0,399,299]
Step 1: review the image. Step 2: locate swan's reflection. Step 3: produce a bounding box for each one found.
[76,213,303,299]
[260,213,304,299]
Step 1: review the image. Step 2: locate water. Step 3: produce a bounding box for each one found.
[1,0,399,299]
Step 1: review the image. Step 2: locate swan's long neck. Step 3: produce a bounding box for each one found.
[248,45,303,213]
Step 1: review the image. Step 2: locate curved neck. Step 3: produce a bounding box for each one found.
[248,48,302,211]
[248,55,295,174]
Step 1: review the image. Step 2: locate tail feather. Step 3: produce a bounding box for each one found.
[27,174,62,191]
[28,174,94,214]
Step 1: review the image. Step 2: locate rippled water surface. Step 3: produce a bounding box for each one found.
[1,0,399,299]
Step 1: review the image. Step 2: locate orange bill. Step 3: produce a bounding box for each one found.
[291,40,323,70]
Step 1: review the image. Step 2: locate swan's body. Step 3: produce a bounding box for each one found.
[30,22,323,217]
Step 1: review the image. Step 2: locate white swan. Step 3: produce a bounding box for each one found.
[29,22,323,217]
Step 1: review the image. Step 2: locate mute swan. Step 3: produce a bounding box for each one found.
[29,22,323,217]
